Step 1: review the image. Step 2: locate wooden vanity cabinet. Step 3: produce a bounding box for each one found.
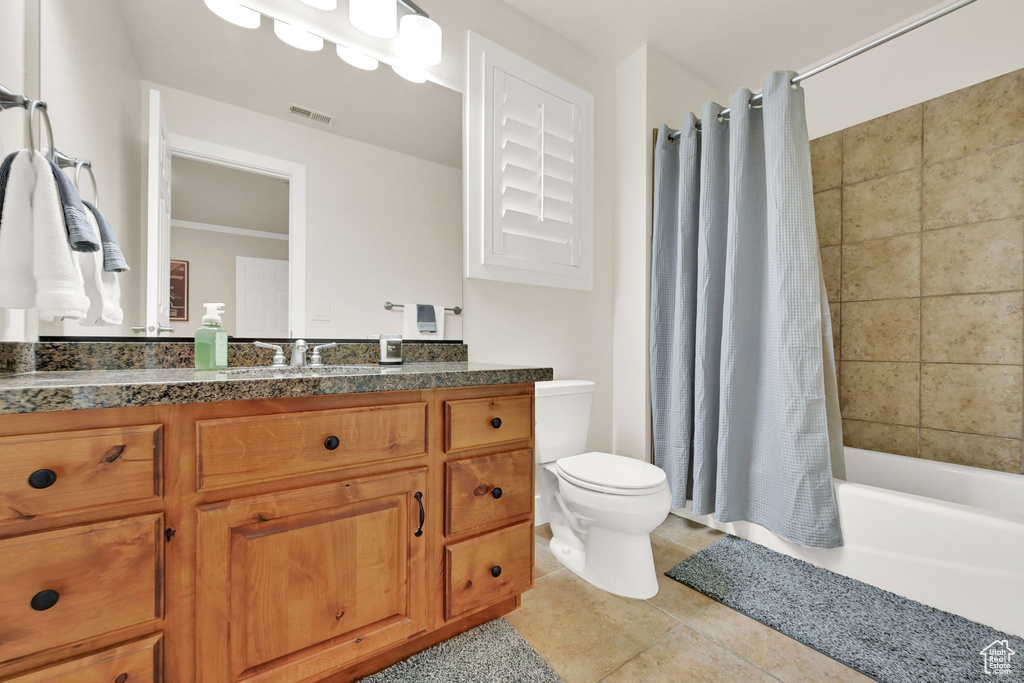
[0,383,535,683]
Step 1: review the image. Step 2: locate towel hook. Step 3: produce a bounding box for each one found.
[74,160,98,207]
[27,100,54,156]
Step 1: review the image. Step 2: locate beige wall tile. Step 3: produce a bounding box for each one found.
[841,234,920,301]
[840,361,919,426]
[843,105,922,184]
[814,189,842,247]
[810,132,842,193]
[820,245,841,303]
[922,218,1024,295]
[841,299,919,361]
[923,143,1024,230]
[830,304,841,362]
[920,429,1023,473]
[842,170,921,243]
[921,364,1022,438]
[924,70,1024,163]
[843,419,919,457]
[922,292,1023,364]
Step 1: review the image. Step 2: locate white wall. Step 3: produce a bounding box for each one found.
[36,0,143,337]
[150,83,463,341]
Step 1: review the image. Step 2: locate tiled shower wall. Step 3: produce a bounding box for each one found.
[810,68,1024,475]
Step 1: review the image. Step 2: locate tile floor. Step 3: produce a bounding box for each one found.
[507,515,870,683]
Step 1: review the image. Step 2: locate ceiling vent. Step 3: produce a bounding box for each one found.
[288,103,335,126]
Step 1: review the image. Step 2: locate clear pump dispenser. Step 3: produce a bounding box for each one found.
[195,303,228,370]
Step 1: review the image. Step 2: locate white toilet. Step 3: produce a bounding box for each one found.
[535,380,671,599]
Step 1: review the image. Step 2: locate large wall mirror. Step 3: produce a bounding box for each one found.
[34,0,463,341]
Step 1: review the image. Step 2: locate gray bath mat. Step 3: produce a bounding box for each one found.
[667,535,1024,682]
[361,618,563,682]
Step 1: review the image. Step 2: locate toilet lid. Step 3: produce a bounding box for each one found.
[555,452,667,491]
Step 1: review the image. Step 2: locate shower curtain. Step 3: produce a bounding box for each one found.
[651,71,844,549]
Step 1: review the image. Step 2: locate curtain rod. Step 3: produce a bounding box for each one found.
[669,0,979,138]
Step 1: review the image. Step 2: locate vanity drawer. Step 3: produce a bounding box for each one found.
[0,514,163,662]
[445,521,533,620]
[0,425,162,526]
[444,395,532,452]
[5,634,161,682]
[196,402,428,490]
[446,450,533,536]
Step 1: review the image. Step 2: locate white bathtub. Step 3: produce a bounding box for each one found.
[675,447,1024,637]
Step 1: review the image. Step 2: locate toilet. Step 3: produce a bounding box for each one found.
[535,380,671,599]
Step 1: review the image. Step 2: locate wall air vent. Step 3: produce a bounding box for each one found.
[288,103,335,126]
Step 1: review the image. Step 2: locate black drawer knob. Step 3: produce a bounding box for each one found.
[324,435,340,450]
[28,469,57,489]
[490,417,502,429]
[30,589,60,611]
[490,565,502,578]
[115,674,129,683]
[491,487,503,499]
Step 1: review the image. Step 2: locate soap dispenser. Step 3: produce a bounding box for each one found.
[195,303,228,370]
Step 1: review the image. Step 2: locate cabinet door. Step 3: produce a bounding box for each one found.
[196,468,428,683]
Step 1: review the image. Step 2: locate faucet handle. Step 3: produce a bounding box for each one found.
[253,342,287,368]
[309,342,338,367]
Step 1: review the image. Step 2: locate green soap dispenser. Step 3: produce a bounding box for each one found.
[195,303,228,370]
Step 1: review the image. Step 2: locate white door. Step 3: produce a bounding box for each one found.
[235,257,289,338]
[143,89,172,335]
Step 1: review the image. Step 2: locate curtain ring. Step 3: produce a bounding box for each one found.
[27,100,54,156]
[75,160,99,207]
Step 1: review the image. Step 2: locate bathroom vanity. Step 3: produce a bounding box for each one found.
[0,361,550,681]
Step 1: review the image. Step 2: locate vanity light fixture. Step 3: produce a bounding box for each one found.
[202,0,260,29]
[298,0,338,10]
[397,13,442,66]
[349,0,398,39]
[273,19,325,51]
[391,65,427,83]
[337,44,380,71]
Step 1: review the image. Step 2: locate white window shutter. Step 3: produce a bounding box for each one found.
[466,32,594,290]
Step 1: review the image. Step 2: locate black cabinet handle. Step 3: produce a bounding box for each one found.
[30,589,60,611]
[490,565,502,578]
[490,417,502,429]
[413,491,424,537]
[491,487,503,499]
[28,469,57,489]
[324,435,340,450]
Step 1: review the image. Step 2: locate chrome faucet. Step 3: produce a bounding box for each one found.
[252,340,314,368]
[290,339,309,367]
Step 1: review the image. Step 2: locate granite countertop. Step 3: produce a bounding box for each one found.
[0,362,554,416]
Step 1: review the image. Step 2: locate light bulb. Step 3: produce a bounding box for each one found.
[392,65,427,84]
[298,0,337,9]
[203,0,260,29]
[273,20,324,51]
[336,45,380,71]
[398,14,442,66]
[349,0,397,39]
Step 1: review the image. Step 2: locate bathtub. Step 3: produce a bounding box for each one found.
[675,446,1024,637]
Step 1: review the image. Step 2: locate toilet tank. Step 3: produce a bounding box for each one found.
[535,380,595,464]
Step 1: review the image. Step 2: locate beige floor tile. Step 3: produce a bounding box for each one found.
[647,535,715,621]
[601,625,777,683]
[653,514,725,552]
[688,604,871,682]
[506,569,679,683]
[534,525,563,579]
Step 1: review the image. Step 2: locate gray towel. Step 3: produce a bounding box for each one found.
[416,304,437,333]
[82,200,130,272]
[46,158,100,253]
[0,151,16,223]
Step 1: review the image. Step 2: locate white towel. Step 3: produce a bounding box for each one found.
[0,151,37,309]
[31,151,88,320]
[402,304,445,340]
[78,208,123,326]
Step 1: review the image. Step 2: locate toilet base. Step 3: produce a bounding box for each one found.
[550,526,660,600]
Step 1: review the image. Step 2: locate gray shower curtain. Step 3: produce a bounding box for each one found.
[651,71,844,549]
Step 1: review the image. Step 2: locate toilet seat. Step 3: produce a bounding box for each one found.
[554,452,668,496]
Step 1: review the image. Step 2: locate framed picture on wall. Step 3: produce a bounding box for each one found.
[170,260,189,321]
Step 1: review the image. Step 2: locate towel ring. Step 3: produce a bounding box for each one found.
[74,160,98,207]
[27,100,54,155]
